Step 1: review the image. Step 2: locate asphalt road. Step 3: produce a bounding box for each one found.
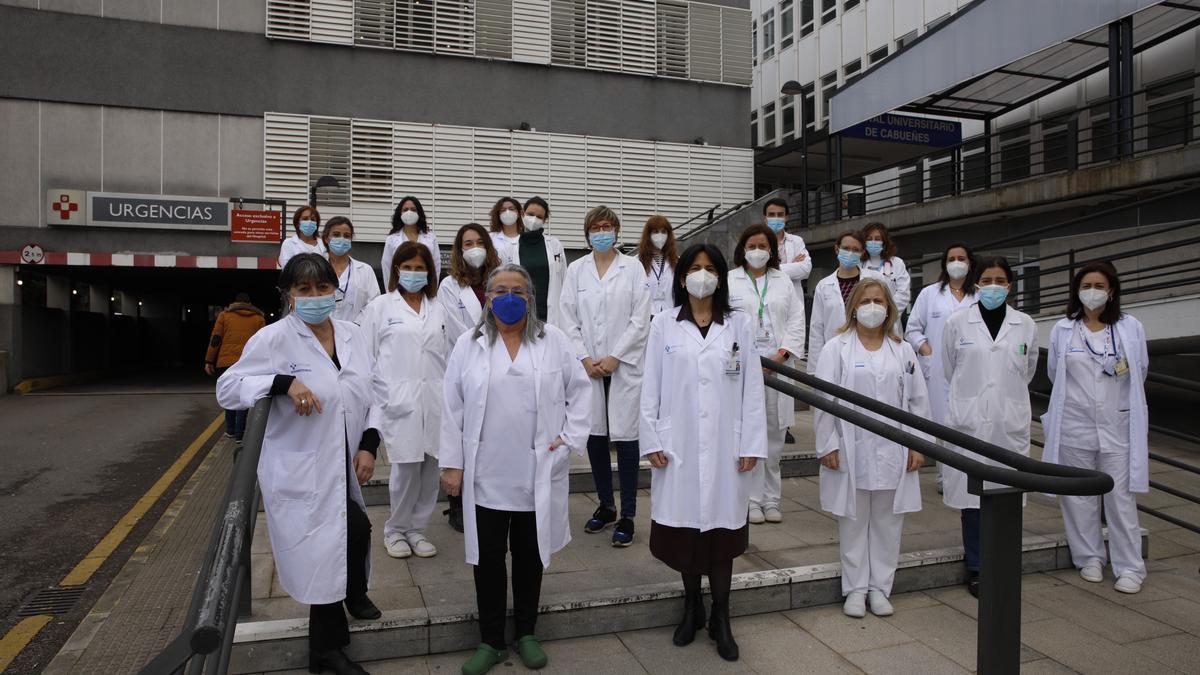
[0,369,221,674]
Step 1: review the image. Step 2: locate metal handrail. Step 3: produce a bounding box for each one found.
[138,397,271,675]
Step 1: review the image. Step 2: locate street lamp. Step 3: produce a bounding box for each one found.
[309,175,341,207]
[781,80,805,96]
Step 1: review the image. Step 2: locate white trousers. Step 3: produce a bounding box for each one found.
[384,454,440,539]
[838,489,905,596]
[1058,445,1146,581]
[750,386,786,509]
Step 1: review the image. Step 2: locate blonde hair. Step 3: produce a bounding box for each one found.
[583,205,621,238]
[836,278,902,341]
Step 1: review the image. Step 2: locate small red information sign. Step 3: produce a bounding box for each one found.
[231,209,283,243]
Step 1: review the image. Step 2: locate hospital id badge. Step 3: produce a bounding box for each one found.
[1114,358,1129,377]
[755,322,774,351]
[725,343,742,376]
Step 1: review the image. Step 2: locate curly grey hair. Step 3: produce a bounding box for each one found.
[473,263,546,343]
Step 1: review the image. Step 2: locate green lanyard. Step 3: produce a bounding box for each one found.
[749,269,769,323]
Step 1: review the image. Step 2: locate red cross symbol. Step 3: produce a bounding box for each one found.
[53,194,79,220]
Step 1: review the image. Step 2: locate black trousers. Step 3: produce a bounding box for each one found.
[474,505,543,650]
[308,490,372,653]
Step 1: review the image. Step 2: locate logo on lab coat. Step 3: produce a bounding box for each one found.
[288,362,313,374]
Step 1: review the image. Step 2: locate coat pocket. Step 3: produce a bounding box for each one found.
[385,380,420,418]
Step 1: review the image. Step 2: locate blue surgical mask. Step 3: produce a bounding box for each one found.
[491,292,528,325]
[293,294,336,324]
[298,220,318,237]
[328,238,352,256]
[398,270,428,293]
[766,218,786,233]
[978,284,1009,310]
[837,249,862,270]
[589,231,616,252]
[866,241,884,257]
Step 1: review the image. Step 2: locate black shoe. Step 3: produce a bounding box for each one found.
[612,517,635,547]
[672,591,706,646]
[707,600,739,661]
[966,571,980,598]
[308,648,370,674]
[444,495,464,533]
[584,505,617,533]
[344,594,381,620]
[785,429,796,444]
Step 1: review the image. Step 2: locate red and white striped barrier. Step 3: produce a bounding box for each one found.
[0,250,278,270]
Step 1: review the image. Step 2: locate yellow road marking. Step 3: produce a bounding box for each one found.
[59,413,224,587]
[0,615,53,670]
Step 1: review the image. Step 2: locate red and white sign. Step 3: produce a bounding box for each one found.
[46,190,87,225]
[231,209,283,243]
[20,244,45,264]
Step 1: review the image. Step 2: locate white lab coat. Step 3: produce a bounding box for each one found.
[778,232,813,296]
[216,314,373,605]
[359,292,447,463]
[813,333,930,518]
[510,233,568,327]
[905,283,977,424]
[806,269,884,374]
[559,252,653,440]
[382,230,441,289]
[331,257,382,323]
[864,256,912,313]
[278,234,327,269]
[1041,316,1150,493]
[727,266,807,427]
[491,231,521,264]
[440,326,593,567]
[645,258,675,316]
[640,308,768,530]
[436,275,485,350]
[941,304,1039,509]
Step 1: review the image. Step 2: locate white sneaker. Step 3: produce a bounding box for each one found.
[764,505,783,523]
[385,535,412,559]
[867,590,894,616]
[407,534,438,558]
[1079,562,1103,583]
[1114,575,1142,594]
[843,592,866,618]
[748,506,765,524]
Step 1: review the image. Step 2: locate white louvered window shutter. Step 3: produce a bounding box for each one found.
[620,139,658,233]
[310,0,355,45]
[392,121,436,231]
[688,144,723,218]
[309,117,353,208]
[432,126,476,238]
[472,128,515,223]
[656,0,689,78]
[585,0,622,71]
[512,131,552,208]
[435,0,476,55]
[512,0,552,64]
[585,137,624,245]
[548,134,588,249]
[267,0,311,40]
[620,0,657,75]
[654,142,691,225]
[687,2,722,83]
[476,0,513,59]
[396,0,436,52]
[550,0,587,67]
[720,147,754,210]
[355,0,395,47]
[720,7,752,85]
[350,120,395,241]
[264,113,311,213]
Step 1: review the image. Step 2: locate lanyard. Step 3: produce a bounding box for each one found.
[651,257,666,282]
[1078,322,1118,363]
[336,261,351,302]
[749,270,769,322]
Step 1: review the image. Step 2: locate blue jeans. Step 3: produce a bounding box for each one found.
[225,408,247,441]
[587,436,640,518]
[961,508,981,572]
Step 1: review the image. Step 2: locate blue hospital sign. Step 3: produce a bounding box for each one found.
[842,114,962,147]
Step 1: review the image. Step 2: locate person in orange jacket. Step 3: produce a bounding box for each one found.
[205,293,266,442]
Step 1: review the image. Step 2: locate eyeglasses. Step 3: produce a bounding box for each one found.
[589,224,616,233]
[490,287,529,297]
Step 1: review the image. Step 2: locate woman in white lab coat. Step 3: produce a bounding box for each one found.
[861,222,912,314]
[637,214,678,316]
[509,196,567,325]
[905,242,977,425]
[1042,262,1149,594]
[727,224,806,525]
[381,196,440,289]
[360,241,447,560]
[815,279,929,619]
[559,206,652,547]
[641,243,767,662]
[440,264,592,675]
[278,205,327,269]
[488,196,524,264]
[216,254,378,675]
[942,256,1038,598]
[322,217,381,323]
[808,230,883,374]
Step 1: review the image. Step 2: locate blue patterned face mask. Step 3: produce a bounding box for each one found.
[293,294,336,324]
[328,237,352,256]
[978,284,1009,310]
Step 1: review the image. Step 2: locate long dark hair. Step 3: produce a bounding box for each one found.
[733,224,780,270]
[862,222,898,260]
[637,215,679,272]
[1066,261,1123,324]
[937,241,976,290]
[389,196,429,234]
[975,256,1014,284]
[672,243,732,317]
[449,223,500,287]
[388,241,438,296]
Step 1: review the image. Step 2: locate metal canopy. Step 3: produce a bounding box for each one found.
[829,0,1200,132]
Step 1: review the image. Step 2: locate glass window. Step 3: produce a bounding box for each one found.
[780,0,795,50]
[821,0,836,24]
[821,72,837,123]
[763,103,777,144]
[800,0,814,36]
[761,9,776,61]
[844,59,861,78]
[999,126,1032,183]
[843,0,860,10]
[1089,112,1115,163]
[752,19,758,66]
[961,138,989,191]
[1146,77,1194,150]
[869,45,888,65]
[1041,113,1072,173]
[801,83,816,134]
[781,96,797,140]
[751,111,759,147]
